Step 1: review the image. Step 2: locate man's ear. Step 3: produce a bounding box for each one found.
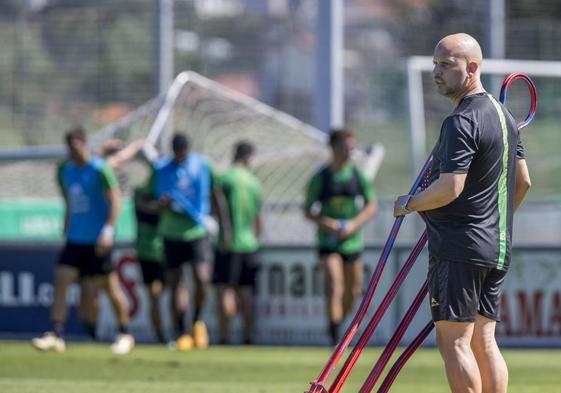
[466,61,479,78]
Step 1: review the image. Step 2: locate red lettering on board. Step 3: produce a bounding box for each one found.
[516,290,544,336]
[547,292,561,337]
[499,290,561,337]
[116,256,140,318]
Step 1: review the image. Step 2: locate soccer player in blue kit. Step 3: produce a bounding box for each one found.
[32,127,134,355]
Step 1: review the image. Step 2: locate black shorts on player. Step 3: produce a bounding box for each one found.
[58,242,113,277]
[428,257,507,323]
[318,249,362,264]
[163,237,210,270]
[213,251,258,289]
[138,258,165,284]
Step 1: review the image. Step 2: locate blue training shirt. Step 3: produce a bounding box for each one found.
[57,156,119,244]
[153,153,212,227]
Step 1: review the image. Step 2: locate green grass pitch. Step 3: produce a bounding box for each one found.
[0,341,559,392]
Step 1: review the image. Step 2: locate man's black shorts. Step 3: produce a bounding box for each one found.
[163,237,210,270]
[428,258,507,322]
[58,242,113,277]
[212,251,258,289]
[138,258,165,284]
[318,249,362,264]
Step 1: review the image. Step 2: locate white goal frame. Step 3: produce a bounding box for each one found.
[407,56,561,179]
[143,70,385,180]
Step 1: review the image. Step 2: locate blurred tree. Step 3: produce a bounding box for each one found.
[39,2,154,104]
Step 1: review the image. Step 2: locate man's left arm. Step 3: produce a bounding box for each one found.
[212,180,232,249]
[339,170,378,239]
[514,159,531,211]
[97,163,121,255]
[254,182,263,239]
[514,134,531,211]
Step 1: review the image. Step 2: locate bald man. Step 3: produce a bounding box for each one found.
[393,33,531,393]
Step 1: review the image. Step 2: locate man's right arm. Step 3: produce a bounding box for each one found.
[212,184,232,249]
[56,163,69,234]
[303,174,340,233]
[106,138,144,169]
[514,159,531,211]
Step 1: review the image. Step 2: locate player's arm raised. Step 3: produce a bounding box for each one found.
[106,139,145,169]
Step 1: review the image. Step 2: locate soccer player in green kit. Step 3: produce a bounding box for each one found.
[304,129,378,346]
[151,133,213,350]
[212,142,262,345]
[133,182,166,343]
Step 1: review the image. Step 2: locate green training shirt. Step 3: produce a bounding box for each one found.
[305,163,376,253]
[216,165,262,253]
[133,185,163,262]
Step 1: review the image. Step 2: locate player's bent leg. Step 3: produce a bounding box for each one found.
[323,254,344,321]
[79,277,99,340]
[99,273,129,325]
[193,260,210,314]
[166,268,193,350]
[323,253,344,345]
[217,285,236,344]
[148,280,165,343]
[192,260,210,349]
[471,314,508,393]
[50,264,79,327]
[342,258,363,318]
[166,268,184,329]
[98,273,135,355]
[435,321,482,393]
[237,286,255,344]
